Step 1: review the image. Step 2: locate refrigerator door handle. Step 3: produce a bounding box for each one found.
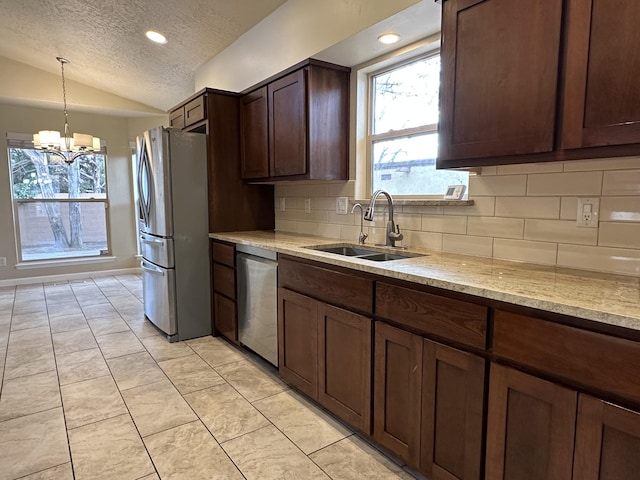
[137,139,149,228]
[141,260,165,276]
[140,234,165,245]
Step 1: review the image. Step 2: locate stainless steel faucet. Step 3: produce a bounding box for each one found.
[363,190,403,247]
[350,203,368,245]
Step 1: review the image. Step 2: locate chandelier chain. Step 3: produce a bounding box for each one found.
[57,57,72,151]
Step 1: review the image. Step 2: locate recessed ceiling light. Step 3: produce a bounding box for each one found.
[146,30,167,44]
[377,33,400,45]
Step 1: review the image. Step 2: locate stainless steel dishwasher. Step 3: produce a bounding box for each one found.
[236,244,278,366]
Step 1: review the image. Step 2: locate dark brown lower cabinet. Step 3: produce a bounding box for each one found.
[573,395,640,480]
[485,364,577,480]
[278,287,373,433]
[373,321,423,465]
[317,302,372,434]
[278,288,318,399]
[213,292,237,343]
[421,341,485,480]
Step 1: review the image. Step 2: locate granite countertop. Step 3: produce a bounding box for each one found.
[209,230,640,332]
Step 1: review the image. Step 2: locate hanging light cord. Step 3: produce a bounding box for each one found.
[57,57,72,152]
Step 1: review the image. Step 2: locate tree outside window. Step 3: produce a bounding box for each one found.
[370,53,468,196]
[9,144,110,261]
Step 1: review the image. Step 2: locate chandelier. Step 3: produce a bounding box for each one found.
[33,57,100,164]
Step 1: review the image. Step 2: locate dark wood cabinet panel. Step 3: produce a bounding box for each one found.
[485,364,576,480]
[278,288,318,399]
[373,321,423,465]
[184,96,205,127]
[169,108,185,129]
[213,292,237,343]
[317,303,372,434]
[438,0,563,165]
[561,0,640,149]
[212,263,235,300]
[278,256,373,314]
[493,310,640,405]
[573,395,640,480]
[376,282,487,349]
[240,87,269,179]
[421,341,485,480]
[269,69,307,177]
[211,241,234,268]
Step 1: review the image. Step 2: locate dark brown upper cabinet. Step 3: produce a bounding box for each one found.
[240,59,350,181]
[438,0,640,169]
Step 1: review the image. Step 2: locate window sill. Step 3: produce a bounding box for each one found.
[15,256,117,270]
[352,199,474,207]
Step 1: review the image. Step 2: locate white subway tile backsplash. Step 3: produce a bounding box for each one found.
[310,197,337,211]
[557,244,640,276]
[326,211,356,226]
[598,222,640,249]
[340,225,364,243]
[282,184,330,198]
[442,234,493,257]
[599,197,640,222]
[495,197,560,219]
[469,175,527,196]
[443,196,496,217]
[275,219,298,233]
[602,170,640,196]
[497,162,563,175]
[493,239,558,265]
[524,219,598,245]
[316,223,342,240]
[480,166,498,176]
[527,171,602,196]
[394,213,423,231]
[560,197,579,220]
[278,209,328,223]
[467,217,524,239]
[327,181,356,197]
[563,156,640,172]
[296,222,319,235]
[421,215,467,234]
[401,230,443,251]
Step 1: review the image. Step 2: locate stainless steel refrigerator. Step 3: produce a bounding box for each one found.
[136,126,211,342]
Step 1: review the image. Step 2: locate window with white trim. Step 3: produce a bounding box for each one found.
[368,51,468,197]
[8,135,111,262]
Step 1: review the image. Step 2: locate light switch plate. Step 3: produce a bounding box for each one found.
[305,198,311,214]
[336,197,349,215]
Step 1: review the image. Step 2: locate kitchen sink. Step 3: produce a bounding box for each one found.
[305,244,423,261]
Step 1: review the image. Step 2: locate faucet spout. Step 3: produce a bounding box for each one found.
[350,203,368,245]
[364,190,403,247]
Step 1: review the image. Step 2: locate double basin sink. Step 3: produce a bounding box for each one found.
[305,244,423,262]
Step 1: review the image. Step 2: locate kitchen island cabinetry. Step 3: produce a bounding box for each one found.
[240,59,350,181]
[278,257,373,433]
[211,240,238,343]
[438,0,640,168]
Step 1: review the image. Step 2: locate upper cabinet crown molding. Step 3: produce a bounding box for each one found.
[438,0,640,169]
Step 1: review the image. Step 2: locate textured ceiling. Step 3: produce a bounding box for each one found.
[0,0,287,111]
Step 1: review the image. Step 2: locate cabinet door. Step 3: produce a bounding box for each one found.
[573,395,640,480]
[213,292,237,343]
[561,0,640,148]
[485,364,576,480]
[438,0,563,165]
[169,108,185,129]
[278,288,318,398]
[317,303,372,434]
[268,69,307,177]
[421,341,485,480]
[373,321,423,465]
[240,88,269,179]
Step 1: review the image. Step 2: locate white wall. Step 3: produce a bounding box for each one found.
[0,102,165,282]
[195,0,421,92]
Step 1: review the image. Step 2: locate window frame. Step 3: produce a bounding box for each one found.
[362,46,467,199]
[7,134,112,264]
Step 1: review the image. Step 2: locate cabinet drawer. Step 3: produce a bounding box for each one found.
[213,263,235,300]
[278,257,373,314]
[214,292,237,343]
[184,96,205,126]
[169,108,185,129]
[212,241,235,268]
[493,310,640,405]
[376,282,487,349]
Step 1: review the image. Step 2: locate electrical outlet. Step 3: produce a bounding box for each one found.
[336,197,349,215]
[279,198,286,212]
[305,198,311,214]
[576,197,600,228]
[0,257,6,267]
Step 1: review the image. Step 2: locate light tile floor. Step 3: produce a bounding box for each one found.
[0,274,422,480]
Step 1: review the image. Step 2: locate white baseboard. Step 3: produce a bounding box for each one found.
[0,267,142,288]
